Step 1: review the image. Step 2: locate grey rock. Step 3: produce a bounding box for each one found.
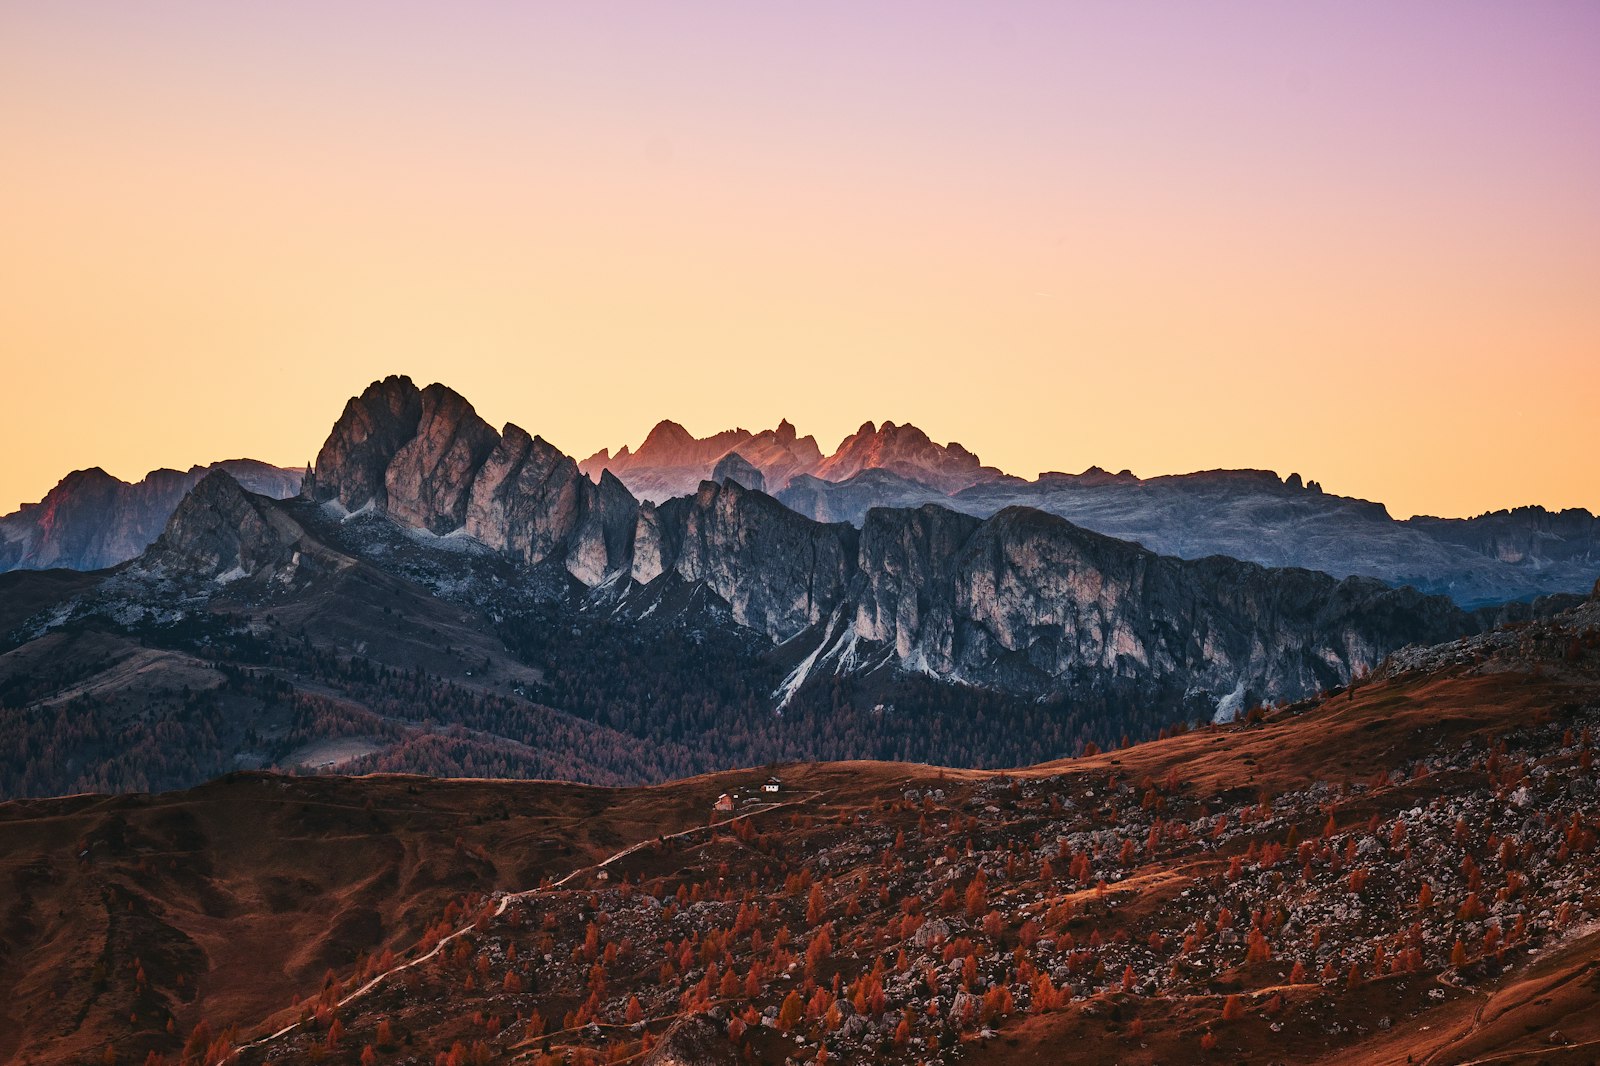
[0,461,301,573]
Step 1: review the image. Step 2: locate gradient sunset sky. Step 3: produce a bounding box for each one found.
[3,2,1597,519]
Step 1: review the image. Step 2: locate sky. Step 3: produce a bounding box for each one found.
[2,1,1597,520]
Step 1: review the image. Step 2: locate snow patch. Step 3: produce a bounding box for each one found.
[772,607,868,711]
[1212,678,1248,724]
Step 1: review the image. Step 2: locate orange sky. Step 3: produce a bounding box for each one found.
[2,2,1597,519]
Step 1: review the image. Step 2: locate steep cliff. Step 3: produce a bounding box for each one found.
[710,452,766,493]
[783,467,1600,606]
[645,480,857,641]
[383,383,500,534]
[307,374,424,512]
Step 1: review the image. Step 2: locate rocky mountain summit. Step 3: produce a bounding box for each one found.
[812,419,1008,493]
[0,459,301,573]
[579,418,825,502]
[12,392,1593,609]
[580,416,1000,502]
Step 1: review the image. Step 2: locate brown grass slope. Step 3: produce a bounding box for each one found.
[2,604,1598,1065]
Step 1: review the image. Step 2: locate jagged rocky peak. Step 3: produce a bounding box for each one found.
[145,471,305,580]
[464,422,588,566]
[309,374,426,512]
[814,420,1006,493]
[580,418,823,502]
[638,418,701,455]
[710,451,765,493]
[52,466,124,495]
[587,419,749,476]
[304,377,639,584]
[566,469,639,586]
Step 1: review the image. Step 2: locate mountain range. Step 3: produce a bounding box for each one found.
[8,400,1595,608]
[286,376,1504,707]
[2,375,1591,804]
[0,460,302,572]
[584,418,1599,607]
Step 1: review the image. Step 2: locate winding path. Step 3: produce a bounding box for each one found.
[234,790,828,1057]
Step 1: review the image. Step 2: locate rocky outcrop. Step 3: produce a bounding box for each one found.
[144,471,309,579]
[1407,506,1599,571]
[464,424,589,565]
[710,452,765,493]
[583,416,1004,502]
[566,471,638,587]
[786,466,1600,607]
[780,503,1475,707]
[295,378,1495,712]
[853,504,982,663]
[0,461,302,573]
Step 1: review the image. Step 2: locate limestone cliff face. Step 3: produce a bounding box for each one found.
[384,384,500,534]
[309,375,425,512]
[852,505,982,664]
[849,506,1473,703]
[710,452,766,493]
[0,461,302,573]
[641,481,857,641]
[464,424,588,565]
[567,471,638,587]
[782,467,1600,608]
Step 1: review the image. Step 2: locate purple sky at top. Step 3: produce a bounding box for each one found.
[1,1,1597,518]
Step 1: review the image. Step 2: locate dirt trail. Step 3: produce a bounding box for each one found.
[235,791,828,1055]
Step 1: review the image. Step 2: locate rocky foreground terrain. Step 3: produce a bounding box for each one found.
[3,593,1598,1066]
